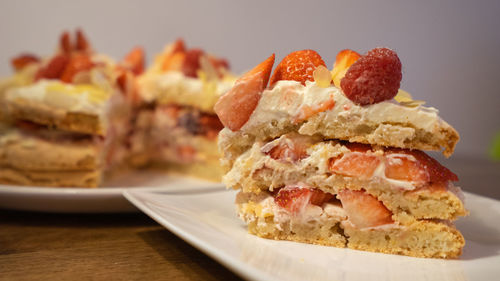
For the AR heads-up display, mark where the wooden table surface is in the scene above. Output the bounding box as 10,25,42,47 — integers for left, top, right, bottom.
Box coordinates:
0,157,498,281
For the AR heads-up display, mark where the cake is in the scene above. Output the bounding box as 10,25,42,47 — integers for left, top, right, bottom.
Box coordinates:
215,48,467,258
129,39,236,181
0,29,143,187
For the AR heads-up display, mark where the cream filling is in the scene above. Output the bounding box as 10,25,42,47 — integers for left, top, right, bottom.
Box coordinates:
5,80,111,117
241,80,441,132
137,71,235,112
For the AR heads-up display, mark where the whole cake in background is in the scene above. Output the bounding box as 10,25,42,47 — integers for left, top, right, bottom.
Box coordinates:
0,30,142,187
0,32,235,187
129,39,236,181
215,48,467,258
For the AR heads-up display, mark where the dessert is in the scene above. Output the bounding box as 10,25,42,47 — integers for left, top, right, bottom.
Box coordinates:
0,29,143,187
215,48,466,258
130,39,236,181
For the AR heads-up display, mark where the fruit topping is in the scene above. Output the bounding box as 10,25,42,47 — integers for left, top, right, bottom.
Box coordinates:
60,53,94,83
75,29,90,52
182,48,204,78
35,54,69,80
214,54,275,131
331,49,360,88
337,189,393,228
262,133,315,162
313,65,332,88
275,185,334,214
384,153,429,185
60,31,72,54
269,50,326,86
340,47,402,105
122,47,145,75
11,54,40,71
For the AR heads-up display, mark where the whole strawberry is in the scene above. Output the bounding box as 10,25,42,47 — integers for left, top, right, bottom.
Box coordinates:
341,47,402,105
269,49,326,86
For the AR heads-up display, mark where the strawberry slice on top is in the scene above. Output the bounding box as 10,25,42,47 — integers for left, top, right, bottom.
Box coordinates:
269,50,326,87
214,54,275,131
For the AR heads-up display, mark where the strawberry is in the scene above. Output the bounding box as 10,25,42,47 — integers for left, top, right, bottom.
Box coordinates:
293,99,335,124
337,189,393,228
60,53,94,83
266,134,314,162
214,54,275,131
161,39,186,71
329,152,380,179
60,31,72,54
275,185,333,214
344,142,372,153
384,153,429,185
122,46,145,75
386,149,458,183
182,48,204,78
11,54,40,71
331,49,361,87
35,54,69,80
269,50,326,86
75,29,90,52
341,47,402,105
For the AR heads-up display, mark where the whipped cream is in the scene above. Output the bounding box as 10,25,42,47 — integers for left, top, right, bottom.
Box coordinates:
5,80,110,116
242,80,440,132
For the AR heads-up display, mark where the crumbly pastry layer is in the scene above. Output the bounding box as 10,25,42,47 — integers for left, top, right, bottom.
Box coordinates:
219,80,459,158
236,191,465,259
223,140,466,221
0,127,100,171
0,166,100,187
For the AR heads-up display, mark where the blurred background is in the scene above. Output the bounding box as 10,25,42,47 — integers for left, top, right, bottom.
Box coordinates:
0,0,499,161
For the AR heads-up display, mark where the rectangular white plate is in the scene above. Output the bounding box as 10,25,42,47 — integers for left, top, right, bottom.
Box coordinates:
124,189,500,281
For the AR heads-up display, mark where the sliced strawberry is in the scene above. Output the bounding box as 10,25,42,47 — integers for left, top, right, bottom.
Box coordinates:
182,48,204,78
309,189,334,206
341,47,402,105
161,39,186,71
11,54,40,71
384,153,429,185
331,49,361,87
386,149,458,183
60,53,94,83
171,38,186,54
122,46,145,75
275,185,333,214
214,54,275,131
60,31,72,54
199,114,224,139
293,98,335,124
269,50,326,86
75,29,90,52
265,134,315,162
344,142,373,153
35,54,69,80
337,189,393,228
329,152,380,179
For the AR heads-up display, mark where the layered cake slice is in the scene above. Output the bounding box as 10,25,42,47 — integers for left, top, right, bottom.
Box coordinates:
130,39,236,181
0,29,143,187
215,48,466,258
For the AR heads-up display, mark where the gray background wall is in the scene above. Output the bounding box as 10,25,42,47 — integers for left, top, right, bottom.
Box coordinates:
1,0,499,159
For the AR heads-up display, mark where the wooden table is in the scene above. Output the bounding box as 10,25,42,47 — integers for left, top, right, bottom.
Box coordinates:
0,157,498,280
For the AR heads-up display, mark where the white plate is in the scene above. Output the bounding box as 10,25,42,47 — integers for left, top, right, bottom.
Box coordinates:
0,170,224,213
124,189,500,281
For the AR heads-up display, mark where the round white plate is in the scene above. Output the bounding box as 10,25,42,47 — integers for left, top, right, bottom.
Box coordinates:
0,170,224,213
